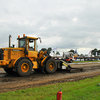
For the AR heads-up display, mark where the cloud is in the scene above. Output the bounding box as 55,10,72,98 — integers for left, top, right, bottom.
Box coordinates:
0,0,100,54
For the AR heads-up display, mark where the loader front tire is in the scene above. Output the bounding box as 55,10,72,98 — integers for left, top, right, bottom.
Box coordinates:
17,59,32,77
45,58,57,74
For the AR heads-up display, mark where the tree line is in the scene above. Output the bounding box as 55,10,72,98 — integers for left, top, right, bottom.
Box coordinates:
91,48,100,56
40,48,100,56
40,47,60,55
69,48,100,56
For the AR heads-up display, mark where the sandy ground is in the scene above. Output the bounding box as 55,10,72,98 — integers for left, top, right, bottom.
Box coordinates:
0,62,100,93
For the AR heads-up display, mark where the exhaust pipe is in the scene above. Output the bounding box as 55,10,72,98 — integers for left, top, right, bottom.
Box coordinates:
9,35,12,47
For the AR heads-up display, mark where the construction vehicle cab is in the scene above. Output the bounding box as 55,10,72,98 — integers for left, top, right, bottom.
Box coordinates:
18,35,38,51
0,34,57,76
17,35,39,59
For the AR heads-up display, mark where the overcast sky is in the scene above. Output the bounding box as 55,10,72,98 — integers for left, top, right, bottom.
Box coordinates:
0,0,100,55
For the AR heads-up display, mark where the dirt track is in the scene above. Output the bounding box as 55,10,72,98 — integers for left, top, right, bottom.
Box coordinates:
0,62,100,93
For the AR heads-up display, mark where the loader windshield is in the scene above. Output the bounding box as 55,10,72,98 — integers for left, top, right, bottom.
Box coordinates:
19,38,26,48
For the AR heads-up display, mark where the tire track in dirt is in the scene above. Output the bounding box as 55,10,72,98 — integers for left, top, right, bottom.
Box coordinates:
0,62,100,93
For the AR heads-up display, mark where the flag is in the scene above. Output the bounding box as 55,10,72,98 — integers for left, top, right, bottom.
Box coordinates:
52,47,57,51
88,50,92,54
74,49,77,54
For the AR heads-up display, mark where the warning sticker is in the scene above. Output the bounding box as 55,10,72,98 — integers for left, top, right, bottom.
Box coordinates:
62,63,68,67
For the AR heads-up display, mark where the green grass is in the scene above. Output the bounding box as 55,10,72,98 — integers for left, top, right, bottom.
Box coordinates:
0,76,100,100
74,60,100,63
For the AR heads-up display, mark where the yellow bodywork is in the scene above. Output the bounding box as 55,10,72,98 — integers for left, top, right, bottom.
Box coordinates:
0,47,39,69
41,56,47,66
0,48,25,67
32,61,38,69
27,51,38,58
0,60,9,66
0,35,47,72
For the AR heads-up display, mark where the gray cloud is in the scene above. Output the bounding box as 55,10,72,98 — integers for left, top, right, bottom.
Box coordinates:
0,0,100,54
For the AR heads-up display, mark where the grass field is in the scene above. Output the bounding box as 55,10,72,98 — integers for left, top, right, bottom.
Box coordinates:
0,75,100,100
73,60,100,63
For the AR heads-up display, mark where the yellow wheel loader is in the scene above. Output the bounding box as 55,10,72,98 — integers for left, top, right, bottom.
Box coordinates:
0,34,57,76
0,34,82,76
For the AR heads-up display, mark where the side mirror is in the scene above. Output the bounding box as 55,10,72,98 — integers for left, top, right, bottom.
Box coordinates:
38,37,42,43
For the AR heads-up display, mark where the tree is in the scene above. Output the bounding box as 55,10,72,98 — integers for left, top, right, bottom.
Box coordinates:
40,47,52,55
41,48,47,51
69,49,74,53
98,50,100,55
91,48,98,56
56,51,60,55
47,47,52,55
79,54,84,57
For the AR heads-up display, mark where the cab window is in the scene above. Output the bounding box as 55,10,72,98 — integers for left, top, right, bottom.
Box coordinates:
29,39,34,51
19,38,26,48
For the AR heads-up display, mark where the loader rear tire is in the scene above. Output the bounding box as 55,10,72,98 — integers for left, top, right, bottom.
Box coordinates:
4,68,14,74
45,58,57,74
17,59,32,77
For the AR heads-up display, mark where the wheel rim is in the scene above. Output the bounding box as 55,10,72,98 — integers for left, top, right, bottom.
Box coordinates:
49,62,55,70
21,63,29,73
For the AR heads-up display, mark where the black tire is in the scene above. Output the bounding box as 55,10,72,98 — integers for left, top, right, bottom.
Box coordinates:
3,68,14,74
45,58,57,74
17,59,32,77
